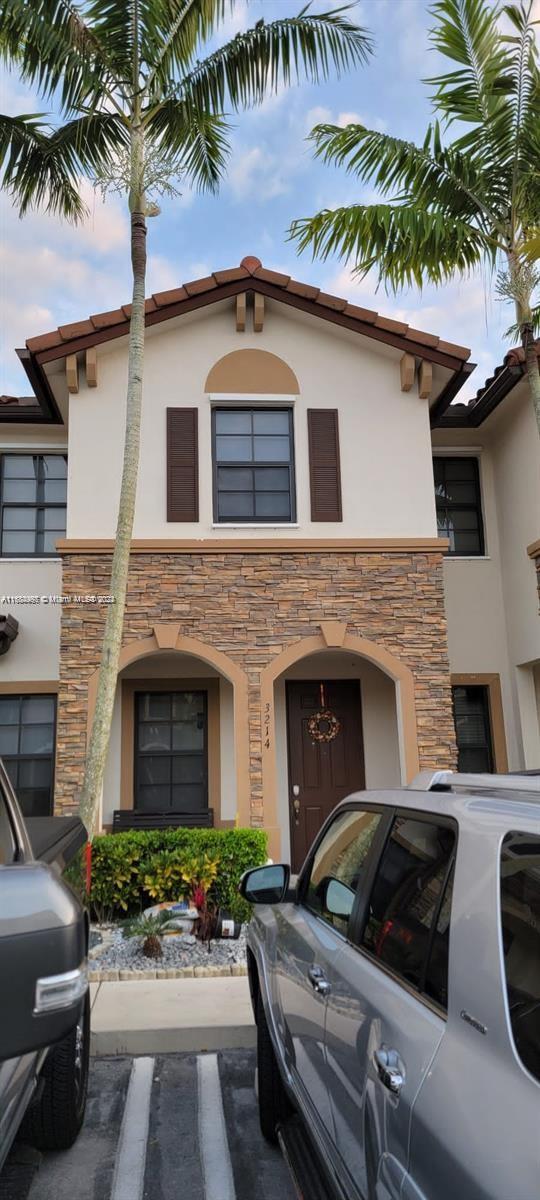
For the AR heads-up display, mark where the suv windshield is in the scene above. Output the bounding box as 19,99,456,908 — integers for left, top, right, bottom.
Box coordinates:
500,832,540,1083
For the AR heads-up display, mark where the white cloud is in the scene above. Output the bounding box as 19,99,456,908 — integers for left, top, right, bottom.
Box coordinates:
226,144,289,201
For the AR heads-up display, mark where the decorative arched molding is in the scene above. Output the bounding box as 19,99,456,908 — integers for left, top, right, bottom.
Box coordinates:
205,348,299,394
259,631,419,846
86,630,251,828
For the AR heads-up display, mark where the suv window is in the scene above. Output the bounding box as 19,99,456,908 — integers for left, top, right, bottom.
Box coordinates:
0,785,17,864
304,808,382,938
361,816,456,1008
500,832,540,1083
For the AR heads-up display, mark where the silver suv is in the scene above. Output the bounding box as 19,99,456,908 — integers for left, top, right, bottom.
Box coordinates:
241,772,540,1200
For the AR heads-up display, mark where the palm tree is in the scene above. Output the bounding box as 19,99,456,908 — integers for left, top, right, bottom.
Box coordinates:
290,0,540,434
0,0,372,837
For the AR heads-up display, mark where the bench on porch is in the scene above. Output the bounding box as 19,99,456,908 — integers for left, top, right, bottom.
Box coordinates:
112,809,214,833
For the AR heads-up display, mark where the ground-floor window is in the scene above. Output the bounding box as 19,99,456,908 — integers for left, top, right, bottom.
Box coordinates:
135,690,208,813
452,684,494,772
0,693,56,816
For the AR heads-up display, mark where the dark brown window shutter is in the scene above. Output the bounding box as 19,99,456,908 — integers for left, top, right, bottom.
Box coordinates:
167,407,199,522
307,409,342,522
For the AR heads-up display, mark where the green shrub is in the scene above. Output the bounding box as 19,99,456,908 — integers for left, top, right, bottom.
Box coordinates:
67,827,267,924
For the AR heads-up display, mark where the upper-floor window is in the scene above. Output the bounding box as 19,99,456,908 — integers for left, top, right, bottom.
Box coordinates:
433,456,484,556
212,408,295,523
0,454,67,556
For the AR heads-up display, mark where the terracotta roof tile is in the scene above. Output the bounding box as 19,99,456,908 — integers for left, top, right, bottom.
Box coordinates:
240,255,262,274
374,314,409,335
285,279,320,301
316,292,348,312
183,274,217,296
343,302,377,324
26,330,64,352
90,308,126,330
58,319,95,341
0,395,40,407
213,267,249,284
404,326,440,349
152,286,188,308
121,298,159,319
254,266,291,288
436,337,471,358
22,258,472,369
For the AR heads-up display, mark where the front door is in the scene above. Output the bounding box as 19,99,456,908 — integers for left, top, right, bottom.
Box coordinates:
134,690,208,814
286,680,365,871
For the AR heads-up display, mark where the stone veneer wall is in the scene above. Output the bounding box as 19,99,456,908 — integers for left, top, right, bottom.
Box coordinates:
55,550,457,819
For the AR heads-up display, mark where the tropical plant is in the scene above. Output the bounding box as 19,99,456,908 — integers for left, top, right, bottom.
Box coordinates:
290,0,540,434
122,909,173,959
0,1,372,837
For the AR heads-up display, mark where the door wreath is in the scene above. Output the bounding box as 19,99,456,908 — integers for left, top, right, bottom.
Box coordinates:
307,709,341,744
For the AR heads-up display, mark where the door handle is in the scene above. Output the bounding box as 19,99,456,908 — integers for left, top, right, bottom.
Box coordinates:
374,1047,405,1095
308,965,331,997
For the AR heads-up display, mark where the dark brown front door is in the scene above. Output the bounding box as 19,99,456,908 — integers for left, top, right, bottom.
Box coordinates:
286,680,365,870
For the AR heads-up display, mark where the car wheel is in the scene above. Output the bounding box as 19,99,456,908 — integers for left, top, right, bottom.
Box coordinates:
22,990,90,1151
256,993,289,1144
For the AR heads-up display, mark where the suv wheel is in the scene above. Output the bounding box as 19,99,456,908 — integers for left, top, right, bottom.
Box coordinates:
257,994,290,1143
23,990,90,1151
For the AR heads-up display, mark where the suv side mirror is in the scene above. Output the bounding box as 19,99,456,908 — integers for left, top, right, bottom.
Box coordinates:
320,876,356,920
239,863,290,905
0,862,87,1060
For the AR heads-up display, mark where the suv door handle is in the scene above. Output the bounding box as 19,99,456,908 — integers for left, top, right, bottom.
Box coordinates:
308,965,331,997
374,1047,405,1095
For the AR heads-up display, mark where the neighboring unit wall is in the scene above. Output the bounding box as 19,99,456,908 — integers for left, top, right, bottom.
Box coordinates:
64,301,439,541
0,430,66,686
489,384,540,767
433,381,540,769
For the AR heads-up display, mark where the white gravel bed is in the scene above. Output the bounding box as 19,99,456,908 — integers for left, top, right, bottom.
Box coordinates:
89,922,248,975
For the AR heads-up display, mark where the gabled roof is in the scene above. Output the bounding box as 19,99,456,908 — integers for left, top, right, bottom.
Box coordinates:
435,340,540,427
25,255,472,365
5,256,476,424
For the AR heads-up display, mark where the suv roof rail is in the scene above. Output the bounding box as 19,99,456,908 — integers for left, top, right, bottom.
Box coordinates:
409,770,540,795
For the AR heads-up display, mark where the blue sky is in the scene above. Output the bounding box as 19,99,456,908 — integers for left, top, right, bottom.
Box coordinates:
0,0,525,400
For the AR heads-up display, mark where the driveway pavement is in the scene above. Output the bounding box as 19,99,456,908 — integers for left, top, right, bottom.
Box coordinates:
0,1050,296,1200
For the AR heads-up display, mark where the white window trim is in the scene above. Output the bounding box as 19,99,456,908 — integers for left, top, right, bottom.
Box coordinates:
0,445,68,453
211,523,300,530
432,446,483,455
207,393,297,405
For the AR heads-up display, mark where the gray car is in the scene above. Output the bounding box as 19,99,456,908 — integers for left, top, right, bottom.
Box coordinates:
0,759,88,1173
241,772,540,1200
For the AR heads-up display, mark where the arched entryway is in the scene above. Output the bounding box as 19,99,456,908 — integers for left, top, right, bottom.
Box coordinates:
260,629,418,865
86,627,250,831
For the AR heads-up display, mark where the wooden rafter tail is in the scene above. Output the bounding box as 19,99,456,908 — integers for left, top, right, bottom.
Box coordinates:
86,346,98,387
254,293,264,333
400,352,415,393
418,359,433,399
66,354,79,394
236,293,246,332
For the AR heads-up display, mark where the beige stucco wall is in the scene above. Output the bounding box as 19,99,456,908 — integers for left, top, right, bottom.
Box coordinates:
65,299,438,540
0,559,61,682
274,650,401,862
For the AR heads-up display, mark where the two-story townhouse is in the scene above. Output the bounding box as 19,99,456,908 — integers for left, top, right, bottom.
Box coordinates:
1,256,538,867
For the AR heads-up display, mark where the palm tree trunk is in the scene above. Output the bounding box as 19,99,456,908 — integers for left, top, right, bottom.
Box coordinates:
79,122,146,837
521,320,540,439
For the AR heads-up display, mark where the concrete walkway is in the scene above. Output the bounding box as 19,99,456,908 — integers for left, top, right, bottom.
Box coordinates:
89,976,256,1056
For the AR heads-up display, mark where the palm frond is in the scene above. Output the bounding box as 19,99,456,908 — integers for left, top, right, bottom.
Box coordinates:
147,100,231,192
141,0,231,101
179,6,372,113
0,112,87,219
0,0,127,113
289,201,491,290
308,121,504,233
427,0,510,127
